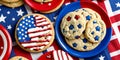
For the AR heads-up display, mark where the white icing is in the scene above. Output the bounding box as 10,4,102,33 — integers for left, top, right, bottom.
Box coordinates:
67,54,73,60
31,37,39,41
58,50,62,60
35,16,42,19
0,30,8,60
36,19,46,23
36,22,49,26
62,51,67,60
47,36,52,40
22,43,38,47
28,30,50,37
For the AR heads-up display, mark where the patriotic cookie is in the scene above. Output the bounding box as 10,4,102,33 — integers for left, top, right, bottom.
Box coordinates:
0,25,12,60
85,18,106,43
65,34,100,51
2,0,19,3
15,14,54,52
34,0,52,3
60,12,86,40
38,50,73,60
75,8,101,21
9,56,28,60
0,0,24,8
25,0,64,13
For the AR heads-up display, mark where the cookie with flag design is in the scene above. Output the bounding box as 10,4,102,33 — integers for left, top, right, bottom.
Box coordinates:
15,14,54,52
38,50,73,60
9,56,28,60
60,12,86,40
0,25,12,60
24,0,64,13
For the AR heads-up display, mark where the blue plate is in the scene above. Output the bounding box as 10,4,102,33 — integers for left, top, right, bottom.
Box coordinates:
55,1,112,58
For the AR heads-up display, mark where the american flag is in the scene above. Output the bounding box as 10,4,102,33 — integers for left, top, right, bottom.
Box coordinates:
0,0,120,60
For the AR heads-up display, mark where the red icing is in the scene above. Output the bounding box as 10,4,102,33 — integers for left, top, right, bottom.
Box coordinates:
27,27,52,34
25,0,64,12
30,34,52,38
75,15,80,20
67,16,71,21
36,20,47,23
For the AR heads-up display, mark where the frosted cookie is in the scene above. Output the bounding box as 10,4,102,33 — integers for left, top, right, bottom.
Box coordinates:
75,8,101,21
9,56,28,60
65,34,100,51
38,50,73,60
34,0,52,3
15,14,54,52
85,18,106,43
60,12,86,40
0,0,23,8
2,0,19,3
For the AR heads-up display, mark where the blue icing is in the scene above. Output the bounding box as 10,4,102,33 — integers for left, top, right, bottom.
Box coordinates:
77,24,82,29
86,15,91,20
83,45,87,49
94,36,99,41
75,35,80,39
83,38,87,43
69,24,74,30
73,43,77,47
91,31,94,35
93,20,97,24
96,26,100,31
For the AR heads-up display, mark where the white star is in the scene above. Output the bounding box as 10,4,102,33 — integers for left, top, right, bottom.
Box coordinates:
7,25,12,30
12,18,15,21
7,11,10,14
99,55,105,60
17,9,24,16
0,14,6,23
116,2,120,7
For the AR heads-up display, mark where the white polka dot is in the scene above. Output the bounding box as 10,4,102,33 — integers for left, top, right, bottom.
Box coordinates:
26,19,28,22
29,25,31,27
26,23,28,25
25,32,27,34
25,35,27,37
25,27,27,29
22,21,25,24
7,11,10,14
31,18,34,20
19,32,21,34
23,37,25,40
22,33,24,36
22,26,25,28
19,37,21,40
32,21,34,24
28,16,30,18
28,20,31,22
20,24,22,26
21,29,24,31
17,28,19,30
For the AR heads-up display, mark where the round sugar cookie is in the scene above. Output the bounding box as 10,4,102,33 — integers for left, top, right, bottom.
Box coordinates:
0,0,23,8
85,18,106,43
2,0,19,3
75,8,101,22
9,56,28,60
60,12,86,40
15,14,54,52
65,34,100,51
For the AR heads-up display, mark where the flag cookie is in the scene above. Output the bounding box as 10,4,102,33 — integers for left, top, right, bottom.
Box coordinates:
15,14,54,52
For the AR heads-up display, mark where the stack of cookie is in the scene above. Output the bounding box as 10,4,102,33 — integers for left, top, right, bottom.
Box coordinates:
60,8,106,51
0,0,24,8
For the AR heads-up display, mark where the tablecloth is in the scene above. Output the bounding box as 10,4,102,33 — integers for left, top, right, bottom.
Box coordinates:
0,0,120,60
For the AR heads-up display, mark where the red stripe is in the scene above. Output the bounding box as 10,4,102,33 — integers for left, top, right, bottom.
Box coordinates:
28,27,52,34
110,14,120,23
111,54,120,60
35,18,45,21
20,40,50,44
24,44,46,48
108,39,120,52
36,23,50,27
112,28,115,35
30,34,52,38
57,51,60,60
13,46,32,60
118,25,120,32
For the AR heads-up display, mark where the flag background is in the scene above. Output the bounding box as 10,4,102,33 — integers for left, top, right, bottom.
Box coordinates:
0,0,120,60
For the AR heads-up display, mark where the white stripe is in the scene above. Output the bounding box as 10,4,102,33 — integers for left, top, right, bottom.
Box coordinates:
30,52,43,60
47,46,55,52
36,22,49,26
112,21,120,44
24,4,32,14
36,19,46,23
35,16,42,19
104,0,113,17
58,50,62,60
53,51,59,60
62,50,67,60
110,50,120,57
67,54,73,60
28,30,50,37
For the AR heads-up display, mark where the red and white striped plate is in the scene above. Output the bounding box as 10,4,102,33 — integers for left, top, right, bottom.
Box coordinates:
0,25,12,60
